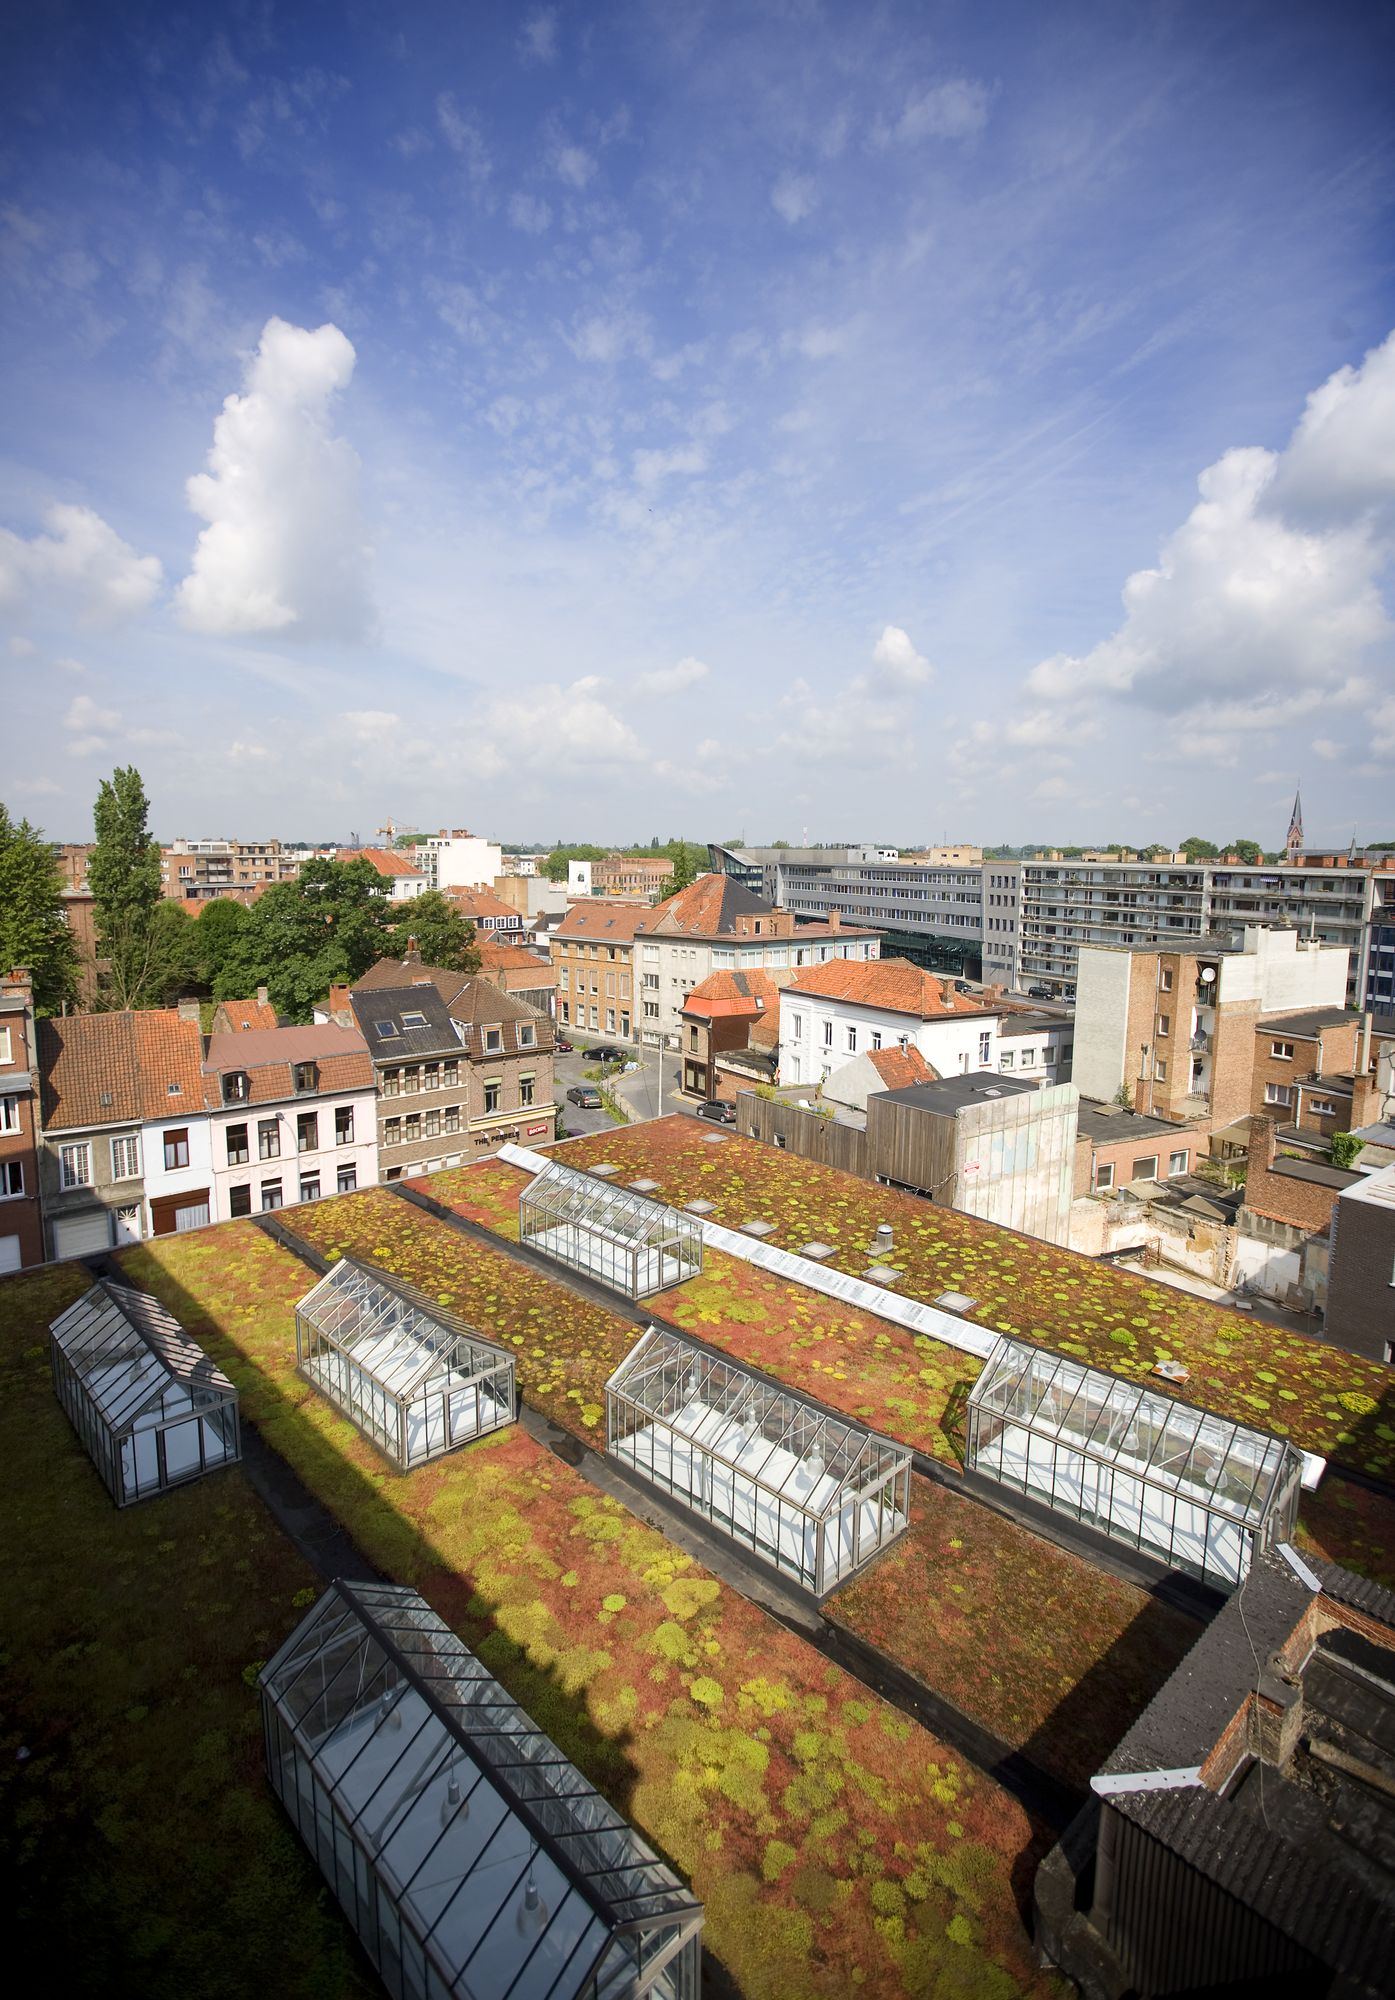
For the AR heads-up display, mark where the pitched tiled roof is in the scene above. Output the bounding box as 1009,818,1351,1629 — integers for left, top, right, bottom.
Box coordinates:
349,985,463,1060
867,1045,938,1090
204,1023,373,1102
133,1011,216,1117
353,953,444,993
554,902,656,943
476,937,553,973
647,874,767,937
38,1012,143,1130
213,997,278,1033
444,885,523,923
783,957,990,1018
336,847,425,877
681,968,780,1019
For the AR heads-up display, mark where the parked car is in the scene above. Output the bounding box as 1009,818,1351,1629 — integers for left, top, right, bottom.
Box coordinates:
553,1037,573,1053
582,1043,626,1063
1027,985,1053,1000
566,1085,602,1108
694,1099,737,1125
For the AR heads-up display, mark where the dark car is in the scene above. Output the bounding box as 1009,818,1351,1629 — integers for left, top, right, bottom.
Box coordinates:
553,1037,574,1053
694,1099,736,1125
1027,985,1053,1000
566,1085,602,1108
582,1044,626,1063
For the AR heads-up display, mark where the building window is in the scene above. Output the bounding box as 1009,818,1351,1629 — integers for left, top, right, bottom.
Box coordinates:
1265,1083,1293,1108
337,1163,357,1194
846,1026,857,1053
111,1134,141,1179
1000,1051,1014,1069
404,1113,421,1143
1159,967,1173,991
978,1031,991,1064
382,1068,400,1097
260,1178,283,1211
444,1105,460,1133
1168,1150,1188,1176
1154,1058,1167,1082
443,1059,459,1086
296,1111,319,1153
293,1061,318,1093
484,1081,501,1114
870,1030,881,1051
400,1012,428,1030
163,1128,190,1171
643,1001,658,1020
519,1024,535,1047
0,1026,10,1063
424,1109,440,1138
1,1160,23,1197
1271,1040,1294,1060
258,1118,280,1160
1132,1156,1159,1181
403,1065,420,1093
384,1116,402,1146
1157,1014,1170,1038
299,1174,321,1203
222,1070,250,1105
225,1123,250,1166
520,1074,535,1108
229,1183,251,1218
423,1062,440,1091
335,1105,353,1144
823,1019,833,1047
1308,1096,1338,1118
60,1142,92,1190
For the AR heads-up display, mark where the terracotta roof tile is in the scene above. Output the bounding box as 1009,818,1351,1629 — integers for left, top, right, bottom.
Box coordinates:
681,968,781,1020
38,1012,143,1130
784,957,990,1018
554,902,656,943
476,938,555,974
336,847,424,877
867,1045,938,1090
213,997,278,1033
204,1023,374,1103
444,884,524,923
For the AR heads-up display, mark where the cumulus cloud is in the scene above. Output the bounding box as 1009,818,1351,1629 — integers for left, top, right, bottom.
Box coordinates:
869,624,932,689
0,503,162,624
554,143,596,188
518,10,558,64
634,655,709,697
632,442,708,487
176,316,372,640
771,172,817,224
879,78,990,146
508,191,552,234
1021,329,1395,758
435,94,492,189
566,307,651,364
478,677,644,774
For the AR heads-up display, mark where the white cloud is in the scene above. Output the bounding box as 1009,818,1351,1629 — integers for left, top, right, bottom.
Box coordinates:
566,308,651,364
1268,327,1395,526
880,78,991,146
508,191,552,234
63,691,121,757
0,503,162,624
176,316,372,640
554,144,596,188
870,624,932,689
1312,737,1342,761
771,172,817,224
518,10,558,64
435,94,492,190
785,322,850,361
634,656,709,697
479,678,644,773
632,442,708,488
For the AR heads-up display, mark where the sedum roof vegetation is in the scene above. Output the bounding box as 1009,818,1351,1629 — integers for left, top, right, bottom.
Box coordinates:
96,1224,1057,2000
549,1119,1395,1484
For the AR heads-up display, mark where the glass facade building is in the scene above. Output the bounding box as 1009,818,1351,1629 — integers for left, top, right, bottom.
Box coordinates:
605,1326,911,1598
260,1580,704,2000
296,1260,515,1472
519,1162,702,1300
49,1278,241,1507
965,1336,1304,1589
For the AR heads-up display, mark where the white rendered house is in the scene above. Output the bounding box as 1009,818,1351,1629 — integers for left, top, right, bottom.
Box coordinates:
779,959,1001,1089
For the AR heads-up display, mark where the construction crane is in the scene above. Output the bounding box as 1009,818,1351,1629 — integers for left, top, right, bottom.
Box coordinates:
376,817,418,848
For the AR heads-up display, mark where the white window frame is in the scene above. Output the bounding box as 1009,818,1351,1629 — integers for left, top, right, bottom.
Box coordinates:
1271,1040,1294,1060
0,1026,11,1063
0,1097,20,1134
1264,1082,1293,1107
1094,1162,1114,1191
1168,1150,1188,1176
111,1134,141,1180
60,1141,92,1190
0,1159,23,1197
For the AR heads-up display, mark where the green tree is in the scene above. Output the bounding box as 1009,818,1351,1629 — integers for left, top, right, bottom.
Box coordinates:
193,898,250,991
385,891,479,972
89,766,165,1010
1225,838,1263,864
540,843,608,882
214,859,394,1020
1330,1131,1363,1169
1179,835,1219,862
663,840,703,894
145,899,203,1002
0,805,77,1014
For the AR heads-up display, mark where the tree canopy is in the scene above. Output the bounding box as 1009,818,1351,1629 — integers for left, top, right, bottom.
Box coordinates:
89,767,164,1010
0,805,77,1014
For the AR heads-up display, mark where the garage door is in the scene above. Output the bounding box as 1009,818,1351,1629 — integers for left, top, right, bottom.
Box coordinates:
52,1211,113,1260
0,1234,21,1274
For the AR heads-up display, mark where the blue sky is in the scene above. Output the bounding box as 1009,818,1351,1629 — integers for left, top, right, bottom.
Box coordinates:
2,0,1393,849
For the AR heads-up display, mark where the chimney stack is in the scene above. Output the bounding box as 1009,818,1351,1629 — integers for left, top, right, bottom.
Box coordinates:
827,910,841,933
256,984,269,1006
177,998,202,1024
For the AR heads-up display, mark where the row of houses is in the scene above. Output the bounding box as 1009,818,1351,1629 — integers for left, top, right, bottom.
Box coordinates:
0,951,556,1270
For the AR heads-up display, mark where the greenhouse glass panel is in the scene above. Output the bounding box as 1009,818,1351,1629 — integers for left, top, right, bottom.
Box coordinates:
296,1259,515,1472
519,1162,702,1300
605,1327,911,1598
49,1279,240,1507
260,1580,704,2000
964,1335,1304,1589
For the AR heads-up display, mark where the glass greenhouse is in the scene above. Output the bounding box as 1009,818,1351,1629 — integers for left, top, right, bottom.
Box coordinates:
965,1335,1304,1589
519,1162,702,1299
260,1579,704,2000
296,1260,515,1472
605,1327,911,1598
49,1279,241,1507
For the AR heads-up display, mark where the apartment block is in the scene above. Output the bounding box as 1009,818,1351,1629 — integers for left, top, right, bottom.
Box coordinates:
198,1024,377,1223
414,830,503,891
161,837,305,900
1072,926,1349,1129
766,854,984,977
0,970,43,1270
552,901,646,1042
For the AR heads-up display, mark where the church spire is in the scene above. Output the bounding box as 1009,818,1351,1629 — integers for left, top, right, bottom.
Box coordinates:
1286,787,1304,860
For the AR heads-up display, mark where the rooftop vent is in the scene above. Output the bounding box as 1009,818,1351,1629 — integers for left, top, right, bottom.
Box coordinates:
933,1290,977,1314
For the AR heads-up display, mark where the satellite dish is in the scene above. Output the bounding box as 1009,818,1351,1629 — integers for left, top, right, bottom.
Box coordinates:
1199,967,1215,982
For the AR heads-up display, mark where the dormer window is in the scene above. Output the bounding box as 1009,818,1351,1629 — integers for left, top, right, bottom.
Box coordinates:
293,1061,319,1093
484,1027,503,1053
223,1071,250,1105
518,1024,535,1048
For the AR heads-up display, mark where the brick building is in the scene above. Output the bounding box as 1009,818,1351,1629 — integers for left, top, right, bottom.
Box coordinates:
36,1011,150,1258
475,937,556,1020
1072,1100,1200,1197
591,855,674,899
551,902,650,1043
1324,1161,1395,1363
0,970,43,1270
1241,1115,1361,1236
678,970,780,1100
161,837,306,900
443,883,526,936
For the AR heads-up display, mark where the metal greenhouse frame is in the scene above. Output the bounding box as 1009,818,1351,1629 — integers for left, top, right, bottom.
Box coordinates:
295,1259,515,1472
965,1335,1304,1589
49,1279,241,1507
605,1326,911,1598
519,1161,702,1299
260,1579,704,2000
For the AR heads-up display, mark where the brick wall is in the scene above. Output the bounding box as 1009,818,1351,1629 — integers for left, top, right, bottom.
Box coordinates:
1241,1116,1348,1233
1325,1179,1395,1363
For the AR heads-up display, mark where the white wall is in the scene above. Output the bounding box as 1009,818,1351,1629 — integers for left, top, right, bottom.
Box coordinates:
1072,949,1133,1102
435,838,504,890
141,1114,216,1229
568,860,593,896
780,992,997,1087
1216,928,1349,1012
208,1092,378,1220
